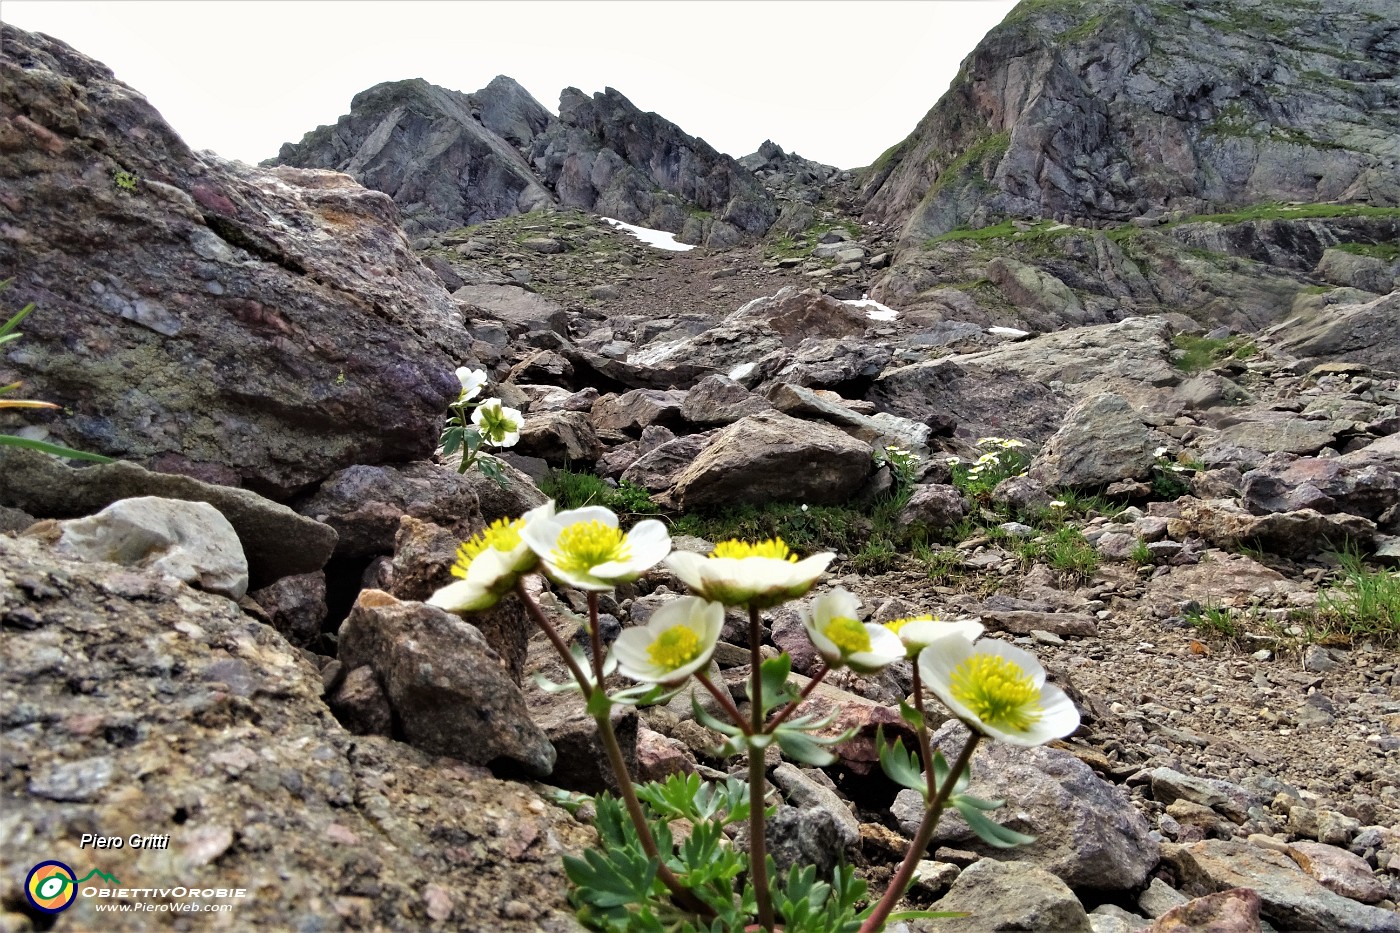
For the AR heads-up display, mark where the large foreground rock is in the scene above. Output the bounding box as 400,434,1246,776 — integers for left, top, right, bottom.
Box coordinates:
668,410,873,508
0,447,336,588
923,859,1093,932
0,535,589,932
0,26,471,496
336,590,555,776
895,722,1156,891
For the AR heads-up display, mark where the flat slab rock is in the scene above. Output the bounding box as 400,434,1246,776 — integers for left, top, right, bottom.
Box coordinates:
1166,838,1400,933
0,534,590,932
896,722,1156,891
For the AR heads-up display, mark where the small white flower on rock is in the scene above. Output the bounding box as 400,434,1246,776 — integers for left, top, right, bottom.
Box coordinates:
456,367,488,401
667,537,833,608
801,589,904,674
523,504,671,591
611,596,724,685
918,635,1079,746
472,398,524,448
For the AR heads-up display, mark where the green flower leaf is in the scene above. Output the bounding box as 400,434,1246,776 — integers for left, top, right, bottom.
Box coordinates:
899,698,925,731
876,726,928,797
758,652,796,716
0,435,114,462
774,728,837,766
953,797,1036,848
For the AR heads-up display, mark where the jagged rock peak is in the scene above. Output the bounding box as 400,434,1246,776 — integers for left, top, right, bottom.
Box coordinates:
272,77,779,245
272,76,555,235
861,0,1400,241
536,85,778,245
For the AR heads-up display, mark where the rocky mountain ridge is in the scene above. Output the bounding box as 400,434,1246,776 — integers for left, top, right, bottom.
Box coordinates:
273,75,788,247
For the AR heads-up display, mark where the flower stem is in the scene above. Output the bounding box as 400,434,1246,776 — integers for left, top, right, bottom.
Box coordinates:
765,664,829,731
514,579,711,918
747,602,776,932
912,667,937,802
587,592,606,686
858,730,982,933
694,671,750,734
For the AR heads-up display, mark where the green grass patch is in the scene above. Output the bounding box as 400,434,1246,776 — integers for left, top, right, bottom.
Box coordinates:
540,469,659,518
1183,202,1400,225
926,218,1077,247
1333,242,1400,262
1186,604,1241,639
1315,551,1400,645
1014,525,1099,580
1171,333,1257,374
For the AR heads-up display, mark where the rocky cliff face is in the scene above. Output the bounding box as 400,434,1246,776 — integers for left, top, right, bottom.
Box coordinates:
272,77,556,236
274,79,778,246
862,0,1400,241
0,27,472,497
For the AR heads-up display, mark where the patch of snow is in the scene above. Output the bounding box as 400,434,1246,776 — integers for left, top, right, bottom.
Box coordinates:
600,217,695,252
987,326,1031,338
728,361,757,381
843,297,899,321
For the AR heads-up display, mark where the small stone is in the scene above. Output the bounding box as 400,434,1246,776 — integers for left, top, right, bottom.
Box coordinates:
1139,877,1191,918
424,884,454,921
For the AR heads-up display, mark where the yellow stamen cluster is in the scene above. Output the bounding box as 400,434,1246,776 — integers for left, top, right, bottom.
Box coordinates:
451,518,525,578
647,626,702,671
823,616,872,654
884,614,935,636
949,654,1043,732
552,520,631,575
711,537,798,562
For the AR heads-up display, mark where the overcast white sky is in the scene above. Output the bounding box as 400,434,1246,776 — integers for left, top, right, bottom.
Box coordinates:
2,0,1019,170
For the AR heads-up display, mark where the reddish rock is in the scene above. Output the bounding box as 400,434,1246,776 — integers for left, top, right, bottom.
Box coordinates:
1149,887,1261,933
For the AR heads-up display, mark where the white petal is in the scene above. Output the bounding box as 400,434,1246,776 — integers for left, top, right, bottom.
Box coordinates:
624,519,672,571
664,551,708,590
555,505,619,529
611,628,661,680
917,635,980,722
900,618,984,650
520,514,564,558
426,579,492,613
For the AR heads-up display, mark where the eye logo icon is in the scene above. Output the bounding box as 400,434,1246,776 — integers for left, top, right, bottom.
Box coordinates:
24,861,120,914
25,861,77,913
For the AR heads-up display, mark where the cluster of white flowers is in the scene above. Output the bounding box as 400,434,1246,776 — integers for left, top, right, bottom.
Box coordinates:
429,500,1079,746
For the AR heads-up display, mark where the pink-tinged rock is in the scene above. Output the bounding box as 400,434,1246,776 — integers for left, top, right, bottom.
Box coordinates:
634,725,697,782
423,884,454,922
1,29,475,496
1287,841,1389,905
1149,887,1261,932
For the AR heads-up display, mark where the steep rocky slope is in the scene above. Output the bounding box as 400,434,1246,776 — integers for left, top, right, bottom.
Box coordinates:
852,0,1400,339
861,0,1400,239
274,77,777,246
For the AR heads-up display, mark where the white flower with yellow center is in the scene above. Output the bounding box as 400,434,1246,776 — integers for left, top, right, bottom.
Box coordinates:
918,635,1079,746
611,596,724,685
456,367,488,401
427,503,552,612
522,504,671,591
883,614,985,660
472,398,524,448
800,589,904,674
665,537,834,608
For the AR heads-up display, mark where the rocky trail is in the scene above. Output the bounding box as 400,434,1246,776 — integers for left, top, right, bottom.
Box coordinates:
3,4,1400,932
